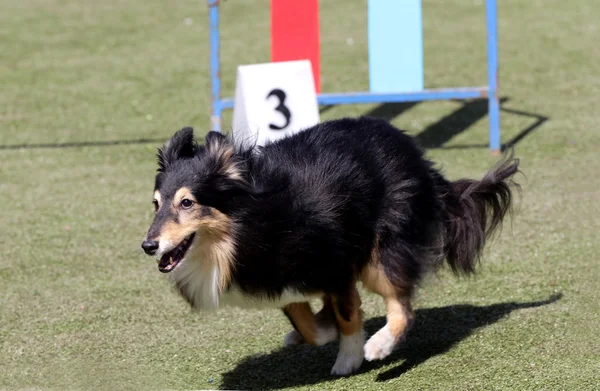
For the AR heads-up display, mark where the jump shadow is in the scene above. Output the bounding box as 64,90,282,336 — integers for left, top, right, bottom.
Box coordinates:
360,98,548,151
320,102,417,121
501,107,549,150
363,102,418,121
220,293,562,390
415,103,549,151
414,98,508,149
319,105,335,114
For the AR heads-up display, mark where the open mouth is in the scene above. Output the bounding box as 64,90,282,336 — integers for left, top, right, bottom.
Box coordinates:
157,233,195,273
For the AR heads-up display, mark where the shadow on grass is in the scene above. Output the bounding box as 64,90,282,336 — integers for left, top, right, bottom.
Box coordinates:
220,293,562,390
414,98,501,149
357,98,549,151
363,102,418,122
414,100,549,152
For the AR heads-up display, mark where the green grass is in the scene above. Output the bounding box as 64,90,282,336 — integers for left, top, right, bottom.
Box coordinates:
1,0,599,390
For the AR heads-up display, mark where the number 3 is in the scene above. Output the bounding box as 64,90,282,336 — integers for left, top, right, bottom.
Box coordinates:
266,89,291,130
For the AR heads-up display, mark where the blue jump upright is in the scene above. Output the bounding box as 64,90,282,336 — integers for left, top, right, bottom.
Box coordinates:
368,0,423,93
208,0,223,132
486,0,500,152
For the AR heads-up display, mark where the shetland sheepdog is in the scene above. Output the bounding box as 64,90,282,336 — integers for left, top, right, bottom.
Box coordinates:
141,117,519,375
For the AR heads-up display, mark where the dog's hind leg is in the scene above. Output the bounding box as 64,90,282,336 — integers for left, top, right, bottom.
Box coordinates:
360,262,415,361
364,294,413,361
282,296,338,347
330,286,365,376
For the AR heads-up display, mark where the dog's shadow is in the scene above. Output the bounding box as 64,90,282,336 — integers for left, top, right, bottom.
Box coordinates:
220,293,562,390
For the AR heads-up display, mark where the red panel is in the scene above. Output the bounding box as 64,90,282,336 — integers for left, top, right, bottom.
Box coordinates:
271,0,320,92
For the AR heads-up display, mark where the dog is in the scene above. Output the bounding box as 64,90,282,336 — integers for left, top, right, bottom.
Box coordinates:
141,116,520,376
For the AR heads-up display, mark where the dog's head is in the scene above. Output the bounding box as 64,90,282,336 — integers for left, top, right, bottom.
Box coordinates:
141,127,249,274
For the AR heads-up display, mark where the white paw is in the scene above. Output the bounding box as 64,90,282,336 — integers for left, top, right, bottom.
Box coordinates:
331,350,363,376
364,326,396,361
283,329,304,346
331,330,364,376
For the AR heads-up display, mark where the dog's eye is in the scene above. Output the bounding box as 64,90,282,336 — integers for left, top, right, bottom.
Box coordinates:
181,199,193,209
152,200,159,212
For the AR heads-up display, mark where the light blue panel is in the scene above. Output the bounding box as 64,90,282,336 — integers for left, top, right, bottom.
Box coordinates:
368,0,424,93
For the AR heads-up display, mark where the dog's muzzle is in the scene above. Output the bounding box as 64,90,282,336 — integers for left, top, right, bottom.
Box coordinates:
141,240,159,256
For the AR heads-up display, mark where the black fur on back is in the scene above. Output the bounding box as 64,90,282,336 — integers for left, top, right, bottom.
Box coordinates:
154,117,520,299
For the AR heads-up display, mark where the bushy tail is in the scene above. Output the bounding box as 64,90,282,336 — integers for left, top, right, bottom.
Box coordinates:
443,151,521,275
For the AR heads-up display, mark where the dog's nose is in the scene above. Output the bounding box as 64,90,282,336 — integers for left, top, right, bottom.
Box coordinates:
141,240,159,255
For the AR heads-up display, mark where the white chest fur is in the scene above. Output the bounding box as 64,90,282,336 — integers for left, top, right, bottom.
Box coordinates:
220,285,320,309
169,258,319,311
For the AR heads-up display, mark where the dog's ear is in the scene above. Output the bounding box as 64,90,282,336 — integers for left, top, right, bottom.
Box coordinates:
157,127,197,172
204,131,241,181
203,131,252,194
205,130,227,147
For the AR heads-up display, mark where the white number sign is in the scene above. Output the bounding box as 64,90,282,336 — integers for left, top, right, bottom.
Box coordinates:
232,60,320,148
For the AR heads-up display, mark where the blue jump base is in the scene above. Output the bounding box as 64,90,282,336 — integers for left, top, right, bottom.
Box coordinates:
207,0,501,153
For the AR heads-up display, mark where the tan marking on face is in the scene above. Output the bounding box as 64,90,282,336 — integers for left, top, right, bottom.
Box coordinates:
160,220,192,248
169,205,235,292
200,208,230,235
160,206,226,246
159,187,201,243
173,187,195,204
332,287,363,336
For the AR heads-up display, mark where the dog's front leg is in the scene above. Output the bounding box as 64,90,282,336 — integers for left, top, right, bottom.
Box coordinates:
330,286,364,376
